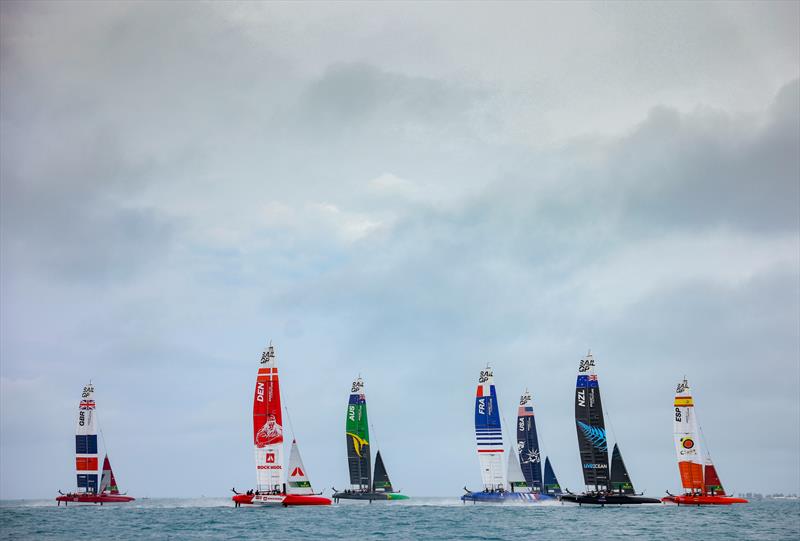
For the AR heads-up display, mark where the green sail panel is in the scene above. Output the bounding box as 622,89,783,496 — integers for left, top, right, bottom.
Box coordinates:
346,377,371,490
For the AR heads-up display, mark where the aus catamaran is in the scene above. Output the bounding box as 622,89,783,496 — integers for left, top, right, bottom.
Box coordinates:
332,377,408,502
559,352,660,506
462,366,561,503
56,383,134,505
662,378,748,506
231,343,330,507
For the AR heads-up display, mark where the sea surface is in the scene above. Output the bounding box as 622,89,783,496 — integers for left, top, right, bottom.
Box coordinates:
1,497,798,540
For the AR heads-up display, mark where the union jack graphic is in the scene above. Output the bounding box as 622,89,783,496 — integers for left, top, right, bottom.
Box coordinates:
79,400,95,410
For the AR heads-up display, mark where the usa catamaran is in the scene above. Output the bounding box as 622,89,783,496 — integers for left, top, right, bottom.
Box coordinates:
332,377,408,502
231,343,330,507
56,383,134,505
661,378,748,506
462,366,560,503
559,352,660,505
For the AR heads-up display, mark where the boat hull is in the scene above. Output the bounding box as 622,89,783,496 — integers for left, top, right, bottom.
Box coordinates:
559,493,661,505
232,493,331,506
332,492,409,502
56,494,135,505
461,491,555,504
661,494,748,505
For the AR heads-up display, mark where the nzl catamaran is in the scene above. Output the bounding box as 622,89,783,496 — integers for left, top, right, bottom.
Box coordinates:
231,343,330,507
56,383,134,505
462,366,561,503
559,352,660,506
332,377,408,502
662,378,748,506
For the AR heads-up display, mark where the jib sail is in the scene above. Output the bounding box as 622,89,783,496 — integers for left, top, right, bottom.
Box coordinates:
609,444,635,494
372,451,394,493
543,457,562,495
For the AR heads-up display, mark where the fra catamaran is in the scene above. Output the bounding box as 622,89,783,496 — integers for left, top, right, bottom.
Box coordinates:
231,343,330,507
661,378,748,506
462,366,560,503
56,383,134,505
332,377,408,502
559,352,660,506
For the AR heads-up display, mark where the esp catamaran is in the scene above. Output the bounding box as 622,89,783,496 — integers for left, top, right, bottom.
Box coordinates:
462,366,557,503
662,378,748,506
332,377,408,502
56,383,134,505
559,352,660,506
231,343,330,507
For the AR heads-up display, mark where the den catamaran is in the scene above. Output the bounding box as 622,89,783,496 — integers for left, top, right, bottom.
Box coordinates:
231,343,330,507
559,352,660,506
662,378,748,506
332,377,408,502
56,383,134,505
462,366,558,503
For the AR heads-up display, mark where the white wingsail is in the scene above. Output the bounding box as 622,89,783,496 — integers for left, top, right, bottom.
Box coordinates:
673,378,703,494
474,366,506,490
286,440,315,495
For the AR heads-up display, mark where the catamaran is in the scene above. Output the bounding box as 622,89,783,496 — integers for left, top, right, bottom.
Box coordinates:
559,352,660,505
462,366,555,503
332,377,408,502
231,343,330,507
662,378,748,506
56,383,134,505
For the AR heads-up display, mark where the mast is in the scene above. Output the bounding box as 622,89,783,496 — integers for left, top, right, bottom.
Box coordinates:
346,377,371,491
75,383,99,494
574,351,609,493
673,378,703,495
609,444,635,494
516,389,543,492
474,366,506,490
253,343,284,493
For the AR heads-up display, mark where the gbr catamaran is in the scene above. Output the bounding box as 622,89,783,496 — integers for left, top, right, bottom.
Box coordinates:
231,343,330,507
559,352,660,506
462,366,557,503
332,377,408,502
56,383,134,505
662,378,748,506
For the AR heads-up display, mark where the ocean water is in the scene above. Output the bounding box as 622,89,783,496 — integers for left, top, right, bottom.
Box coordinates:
1,497,798,540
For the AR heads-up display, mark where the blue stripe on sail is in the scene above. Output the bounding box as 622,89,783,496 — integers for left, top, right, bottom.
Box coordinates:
77,474,98,491
477,441,503,446
75,435,98,454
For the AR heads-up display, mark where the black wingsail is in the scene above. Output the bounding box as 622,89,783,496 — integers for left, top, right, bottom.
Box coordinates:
609,444,635,494
574,352,609,493
372,451,393,493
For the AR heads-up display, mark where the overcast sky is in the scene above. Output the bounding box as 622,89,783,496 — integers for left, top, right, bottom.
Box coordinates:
1,1,798,499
